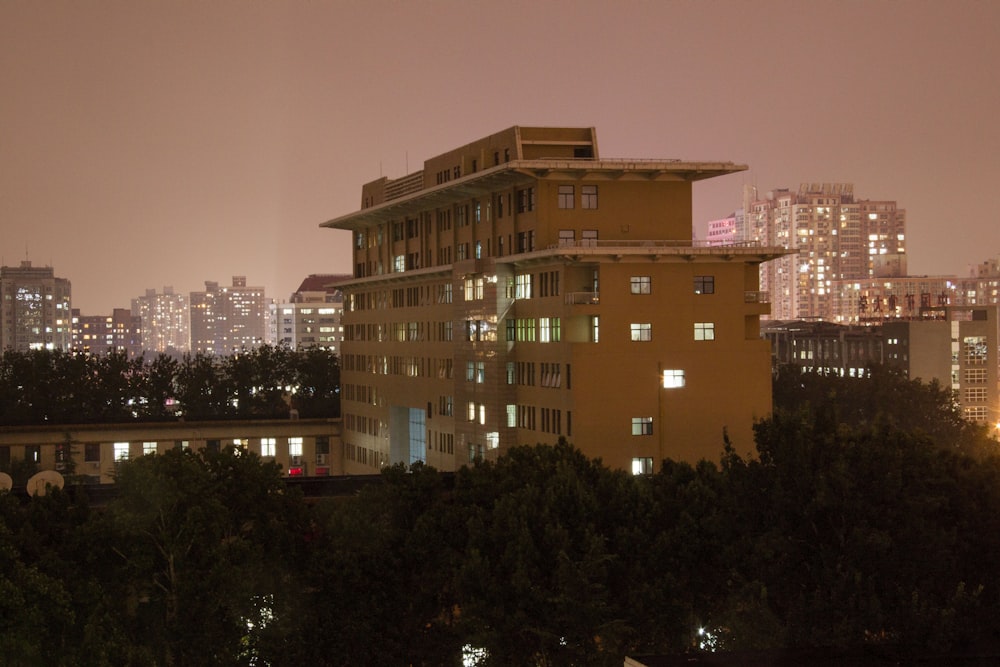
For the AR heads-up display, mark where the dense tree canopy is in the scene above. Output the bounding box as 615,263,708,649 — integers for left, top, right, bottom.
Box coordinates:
0,346,340,425
1,365,999,665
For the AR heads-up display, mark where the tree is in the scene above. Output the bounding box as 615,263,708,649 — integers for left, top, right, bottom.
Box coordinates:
91,447,307,665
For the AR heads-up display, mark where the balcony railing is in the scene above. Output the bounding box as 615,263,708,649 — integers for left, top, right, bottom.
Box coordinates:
745,291,770,304
565,291,600,305
552,239,768,250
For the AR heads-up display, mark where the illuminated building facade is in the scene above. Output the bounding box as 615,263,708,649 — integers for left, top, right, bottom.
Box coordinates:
131,286,190,354
884,306,999,426
743,183,906,320
0,261,72,353
322,126,789,472
71,308,142,357
190,276,267,355
270,274,349,352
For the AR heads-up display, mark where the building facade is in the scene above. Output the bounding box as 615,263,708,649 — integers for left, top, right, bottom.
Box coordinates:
71,308,143,357
269,274,348,352
743,183,907,320
0,261,72,353
322,126,789,473
131,286,190,354
190,276,267,355
884,306,1000,426
0,418,343,484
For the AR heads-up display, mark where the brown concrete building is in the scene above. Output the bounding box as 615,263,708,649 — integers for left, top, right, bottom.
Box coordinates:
322,126,790,472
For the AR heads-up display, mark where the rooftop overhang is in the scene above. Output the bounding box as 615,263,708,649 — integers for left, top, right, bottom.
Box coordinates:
495,243,794,268
320,159,748,231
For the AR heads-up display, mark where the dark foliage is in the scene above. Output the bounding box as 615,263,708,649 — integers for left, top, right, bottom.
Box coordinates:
0,346,340,425
1,366,998,664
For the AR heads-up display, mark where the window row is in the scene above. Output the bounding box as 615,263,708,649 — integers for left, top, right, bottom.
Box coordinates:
556,184,599,209
630,322,715,342
630,275,715,295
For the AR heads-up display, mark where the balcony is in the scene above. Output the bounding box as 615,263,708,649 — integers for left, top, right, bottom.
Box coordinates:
565,291,600,305
744,291,770,304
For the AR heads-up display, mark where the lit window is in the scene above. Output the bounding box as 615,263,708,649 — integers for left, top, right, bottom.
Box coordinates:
591,315,600,343
557,185,574,209
261,437,276,457
694,322,715,341
630,276,651,294
114,442,130,462
581,185,598,209
539,318,552,343
515,273,533,299
663,369,685,388
142,441,157,456
694,275,715,294
631,323,652,342
631,417,653,436
631,457,653,475
288,437,303,457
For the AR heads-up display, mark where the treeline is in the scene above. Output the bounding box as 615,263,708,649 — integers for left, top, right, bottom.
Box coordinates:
3,366,1000,665
0,346,340,424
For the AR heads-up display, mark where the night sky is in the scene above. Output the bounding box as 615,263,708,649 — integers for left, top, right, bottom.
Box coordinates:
3,0,998,314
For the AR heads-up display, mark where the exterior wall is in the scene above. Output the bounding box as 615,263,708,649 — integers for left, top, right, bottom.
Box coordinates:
325,126,788,472
0,418,344,484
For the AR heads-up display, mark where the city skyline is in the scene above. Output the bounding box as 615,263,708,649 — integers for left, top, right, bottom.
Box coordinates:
3,0,999,314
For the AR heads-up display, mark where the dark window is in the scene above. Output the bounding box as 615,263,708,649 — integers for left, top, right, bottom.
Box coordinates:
316,436,330,455
85,443,100,462
694,275,715,294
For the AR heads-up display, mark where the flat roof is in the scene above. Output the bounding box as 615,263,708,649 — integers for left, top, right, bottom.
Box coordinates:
321,158,747,231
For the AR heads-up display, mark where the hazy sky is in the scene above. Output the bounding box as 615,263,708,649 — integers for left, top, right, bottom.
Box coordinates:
3,0,999,314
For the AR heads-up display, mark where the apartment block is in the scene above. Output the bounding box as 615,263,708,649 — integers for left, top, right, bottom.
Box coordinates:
131,286,190,354
743,183,906,320
270,274,349,352
321,126,789,472
190,276,267,355
71,308,142,357
0,261,72,353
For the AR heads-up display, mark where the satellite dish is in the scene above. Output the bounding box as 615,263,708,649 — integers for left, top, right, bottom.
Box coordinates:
26,470,65,497
0,472,12,493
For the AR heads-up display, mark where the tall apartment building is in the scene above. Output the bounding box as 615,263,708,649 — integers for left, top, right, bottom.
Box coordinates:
321,126,789,473
0,261,72,353
131,286,190,354
189,276,267,355
270,274,349,352
743,183,906,320
71,308,142,357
